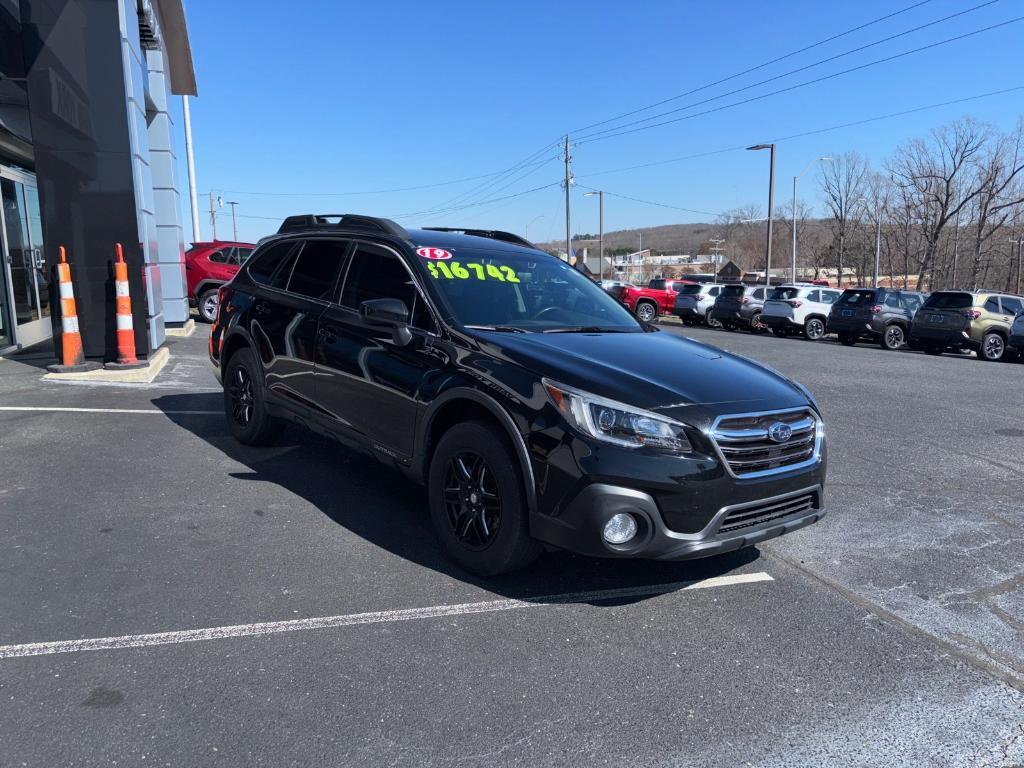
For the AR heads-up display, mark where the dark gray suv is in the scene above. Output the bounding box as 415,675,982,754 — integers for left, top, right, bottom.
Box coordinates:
710,284,768,332
827,288,926,350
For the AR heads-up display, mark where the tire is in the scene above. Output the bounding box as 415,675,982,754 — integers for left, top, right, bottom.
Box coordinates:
198,288,220,323
428,421,542,576
979,332,1006,362
635,301,657,323
838,333,857,347
803,317,826,341
880,324,906,351
705,311,723,329
749,312,766,334
923,344,944,356
223,348,284,445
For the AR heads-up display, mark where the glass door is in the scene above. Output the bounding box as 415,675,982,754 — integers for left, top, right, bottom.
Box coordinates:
0,168,51,349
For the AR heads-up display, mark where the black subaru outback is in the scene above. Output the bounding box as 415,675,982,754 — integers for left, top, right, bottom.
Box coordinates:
210,214,827,575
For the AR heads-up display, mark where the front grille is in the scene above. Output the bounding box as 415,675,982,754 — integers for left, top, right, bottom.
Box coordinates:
717,491,818,534
711,408,820,478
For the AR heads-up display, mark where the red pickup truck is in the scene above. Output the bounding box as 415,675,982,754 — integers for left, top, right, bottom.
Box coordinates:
607,278,695,323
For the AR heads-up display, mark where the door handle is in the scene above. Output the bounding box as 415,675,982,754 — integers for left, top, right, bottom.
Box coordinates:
254,302,271,315
318,325,338,343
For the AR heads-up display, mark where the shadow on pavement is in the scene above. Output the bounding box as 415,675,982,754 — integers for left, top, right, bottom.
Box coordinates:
152,391,761,606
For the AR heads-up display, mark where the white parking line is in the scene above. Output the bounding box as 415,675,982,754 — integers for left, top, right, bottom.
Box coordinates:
0,572,772,659
0,406,219,415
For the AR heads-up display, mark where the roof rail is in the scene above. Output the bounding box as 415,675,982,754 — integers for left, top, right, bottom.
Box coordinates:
421,227,535,249
277,214,408,238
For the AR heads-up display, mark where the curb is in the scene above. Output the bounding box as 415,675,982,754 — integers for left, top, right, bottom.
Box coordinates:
165,319,196,338
42,346,170,384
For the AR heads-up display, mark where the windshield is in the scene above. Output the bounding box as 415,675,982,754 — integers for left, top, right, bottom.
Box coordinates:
768,287,801,300
923,291,973,309
421,248,643,332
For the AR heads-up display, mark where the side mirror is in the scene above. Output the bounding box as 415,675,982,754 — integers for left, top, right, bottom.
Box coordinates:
360,298,414,347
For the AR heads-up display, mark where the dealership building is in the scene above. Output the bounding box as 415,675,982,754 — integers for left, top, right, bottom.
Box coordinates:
0,0,195,360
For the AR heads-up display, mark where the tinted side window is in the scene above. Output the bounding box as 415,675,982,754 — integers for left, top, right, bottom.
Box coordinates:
287,240,348,300
752,288,765,300
806,290,820,303
208,249,228,264
883,293,901,309
248,241,298,286
822,290,840,305
984,297,1001,313
1001,296,1022,314
649,279,666,290
708,286,720,297
340,244,431,330
900,294,922,312
236,248,254,265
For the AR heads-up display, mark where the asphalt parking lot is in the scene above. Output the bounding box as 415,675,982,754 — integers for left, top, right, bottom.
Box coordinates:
0,325,1021,767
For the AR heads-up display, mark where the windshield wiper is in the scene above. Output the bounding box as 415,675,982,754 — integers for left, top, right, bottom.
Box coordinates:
542,326,634,333
464,324,529,333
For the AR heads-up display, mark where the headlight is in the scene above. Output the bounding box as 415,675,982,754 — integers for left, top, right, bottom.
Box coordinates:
543,379,693,454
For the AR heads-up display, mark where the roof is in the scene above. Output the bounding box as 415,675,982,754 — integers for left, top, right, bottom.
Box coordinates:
407,228,545,256
154,0,197,96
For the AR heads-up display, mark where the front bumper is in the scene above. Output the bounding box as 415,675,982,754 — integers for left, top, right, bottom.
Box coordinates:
531,482,826,560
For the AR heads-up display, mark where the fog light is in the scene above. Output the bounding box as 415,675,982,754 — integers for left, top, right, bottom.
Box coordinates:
602,513,638,545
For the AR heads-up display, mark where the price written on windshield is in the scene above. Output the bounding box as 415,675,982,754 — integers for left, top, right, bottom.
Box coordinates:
426,261,520,283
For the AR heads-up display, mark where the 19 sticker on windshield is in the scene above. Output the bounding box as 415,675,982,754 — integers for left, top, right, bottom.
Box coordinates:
417,247,452,260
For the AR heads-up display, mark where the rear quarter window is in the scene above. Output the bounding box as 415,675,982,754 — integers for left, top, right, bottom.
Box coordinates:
837,290,876,306
721,285,746,297
247,241,299,288
769,287,801,300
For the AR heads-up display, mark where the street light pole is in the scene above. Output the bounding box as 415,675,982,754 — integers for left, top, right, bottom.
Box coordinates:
748,144,776,285
564,135,574,268
585,191,604,280
792,156,832,284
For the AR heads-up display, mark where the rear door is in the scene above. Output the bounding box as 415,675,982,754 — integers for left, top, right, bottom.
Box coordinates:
314,241,440,460
832,289,876,327
762,286,801,319
714,285,745,314
915,291,973,333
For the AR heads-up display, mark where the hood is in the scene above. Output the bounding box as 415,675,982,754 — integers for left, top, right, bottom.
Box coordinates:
471,329,809,426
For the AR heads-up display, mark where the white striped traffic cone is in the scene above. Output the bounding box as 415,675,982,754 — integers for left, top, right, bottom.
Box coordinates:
46,246,99,373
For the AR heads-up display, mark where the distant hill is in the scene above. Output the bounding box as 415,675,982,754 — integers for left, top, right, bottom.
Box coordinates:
535,222,718,256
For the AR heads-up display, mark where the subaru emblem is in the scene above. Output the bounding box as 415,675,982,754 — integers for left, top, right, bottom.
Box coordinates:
767,421,793,443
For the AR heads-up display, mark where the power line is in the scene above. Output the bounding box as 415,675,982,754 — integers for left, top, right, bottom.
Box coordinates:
209,162,552,197
391,181,562,221
577,14,1024,145
568,0,938,137
575,0,1002,143
576,84,1024,180
577,185,725,218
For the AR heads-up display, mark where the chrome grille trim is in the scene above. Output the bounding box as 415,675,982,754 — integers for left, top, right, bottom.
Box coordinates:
708,407,824,479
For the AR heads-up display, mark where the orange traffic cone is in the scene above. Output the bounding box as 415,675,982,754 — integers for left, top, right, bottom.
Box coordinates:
105,242,146,369
46,246,99,373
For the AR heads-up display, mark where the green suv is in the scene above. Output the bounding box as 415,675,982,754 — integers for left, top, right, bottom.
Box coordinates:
909,290,1024,361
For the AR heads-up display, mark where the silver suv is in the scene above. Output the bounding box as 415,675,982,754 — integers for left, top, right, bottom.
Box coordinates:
710,284,769,332
672,283,726,327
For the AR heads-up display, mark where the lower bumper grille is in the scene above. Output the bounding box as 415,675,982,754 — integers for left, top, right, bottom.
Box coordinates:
717,491,818,534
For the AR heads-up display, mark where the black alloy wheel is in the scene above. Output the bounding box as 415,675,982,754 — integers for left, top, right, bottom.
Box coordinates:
980,332,1005,361
443,452,501,550
229,364,254,427
223,348,284,445
428,421,542,576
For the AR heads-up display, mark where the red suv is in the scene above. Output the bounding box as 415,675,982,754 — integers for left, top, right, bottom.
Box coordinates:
185,241,256,322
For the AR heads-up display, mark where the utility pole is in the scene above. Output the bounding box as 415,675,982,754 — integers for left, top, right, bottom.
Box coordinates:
182,96,201,243
874,203,882,289
564,135,574,269
1011,235,1023,295
226,201,239,241
209,191,217,241
748,144,775,286
584,191,604,280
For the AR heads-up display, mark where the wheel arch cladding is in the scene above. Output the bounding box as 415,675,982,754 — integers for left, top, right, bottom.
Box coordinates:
419,391,538,513
220,331,251,371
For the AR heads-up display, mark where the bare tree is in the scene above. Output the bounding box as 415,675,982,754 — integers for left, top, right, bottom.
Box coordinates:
966,120,1024,290
819,152,870,288
888,118,991,290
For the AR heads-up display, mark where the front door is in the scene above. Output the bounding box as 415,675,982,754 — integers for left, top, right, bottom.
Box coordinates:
315,241,438,460
0,169,50,350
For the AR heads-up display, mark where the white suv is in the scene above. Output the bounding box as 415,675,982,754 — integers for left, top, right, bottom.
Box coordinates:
672,283,726,327
761,284,842,340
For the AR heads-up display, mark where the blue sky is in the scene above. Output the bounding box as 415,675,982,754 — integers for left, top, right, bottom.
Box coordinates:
176,0,1023,244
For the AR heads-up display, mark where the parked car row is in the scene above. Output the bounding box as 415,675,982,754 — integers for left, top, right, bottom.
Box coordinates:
606,278,1024,363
